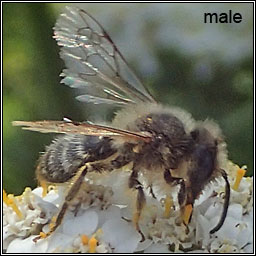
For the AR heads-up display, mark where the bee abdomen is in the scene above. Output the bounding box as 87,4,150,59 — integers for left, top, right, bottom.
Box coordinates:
37,135,116,183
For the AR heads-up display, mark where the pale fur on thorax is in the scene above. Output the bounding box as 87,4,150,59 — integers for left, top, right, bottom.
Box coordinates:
112,103,195,133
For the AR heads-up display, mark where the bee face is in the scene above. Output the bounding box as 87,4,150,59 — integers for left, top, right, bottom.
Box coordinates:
13,6,231,241
194,120,228,169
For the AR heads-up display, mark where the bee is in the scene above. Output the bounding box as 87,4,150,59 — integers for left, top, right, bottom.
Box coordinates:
13,6,230,240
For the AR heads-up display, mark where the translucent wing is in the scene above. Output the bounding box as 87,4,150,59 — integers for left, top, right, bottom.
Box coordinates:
53,6,156,105
12,121,152,143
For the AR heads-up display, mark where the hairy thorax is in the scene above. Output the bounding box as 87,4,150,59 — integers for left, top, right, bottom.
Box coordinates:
113,104,194,172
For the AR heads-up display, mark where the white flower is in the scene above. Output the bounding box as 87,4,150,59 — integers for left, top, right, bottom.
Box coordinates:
3,163,253,253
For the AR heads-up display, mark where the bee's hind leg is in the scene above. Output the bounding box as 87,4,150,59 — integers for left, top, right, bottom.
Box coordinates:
129,169,146,241
33,164,89,242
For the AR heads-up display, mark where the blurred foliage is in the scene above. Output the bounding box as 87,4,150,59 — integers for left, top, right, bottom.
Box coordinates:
3,3,253,195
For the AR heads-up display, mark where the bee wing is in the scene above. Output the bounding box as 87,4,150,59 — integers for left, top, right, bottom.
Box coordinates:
12,121,152,143
54,6,156,106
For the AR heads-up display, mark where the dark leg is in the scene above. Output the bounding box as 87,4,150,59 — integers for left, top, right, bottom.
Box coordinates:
148,184,156,199
163,169,193,224
210,169,230,234
164,169,186,207
33,165,88,242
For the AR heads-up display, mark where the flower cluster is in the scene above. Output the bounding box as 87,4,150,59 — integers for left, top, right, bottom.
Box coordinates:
3,162,253,253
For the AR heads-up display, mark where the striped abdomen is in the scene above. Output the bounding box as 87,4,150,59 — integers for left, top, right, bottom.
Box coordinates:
36,135,116,183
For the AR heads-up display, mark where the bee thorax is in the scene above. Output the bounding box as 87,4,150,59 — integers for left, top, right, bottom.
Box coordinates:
123,112,194,170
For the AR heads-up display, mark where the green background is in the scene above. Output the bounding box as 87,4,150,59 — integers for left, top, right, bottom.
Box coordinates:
3,3,253,194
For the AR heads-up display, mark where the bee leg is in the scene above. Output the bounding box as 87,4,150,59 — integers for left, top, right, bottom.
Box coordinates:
163,169,188,222
178,184,197,227
129,169,146,241
148,184,156,199
33,165,88,242
163,169,186,203
209,169,230,234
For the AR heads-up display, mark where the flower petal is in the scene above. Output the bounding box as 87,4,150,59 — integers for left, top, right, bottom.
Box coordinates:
144,243,170,253
47,233,73,253
102,219,141,253
96,205,121,228
62,210,98,236
7,236,48,253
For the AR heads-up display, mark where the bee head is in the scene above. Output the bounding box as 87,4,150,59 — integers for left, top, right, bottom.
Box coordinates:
190,127,217,148
190,120,227,170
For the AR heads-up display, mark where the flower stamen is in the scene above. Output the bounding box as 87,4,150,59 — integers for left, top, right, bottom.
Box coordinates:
81,234,89,245
49,222,55,230
49,216,57,230
233,168,246,191
41,181,48,197
95,228,103,237
3,189,8,205
39,232,47,239
4,193,24,219
88,236,97,253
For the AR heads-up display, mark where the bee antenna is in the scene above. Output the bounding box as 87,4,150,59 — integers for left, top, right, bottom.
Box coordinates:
209,169,230,234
